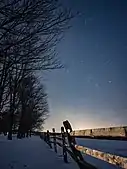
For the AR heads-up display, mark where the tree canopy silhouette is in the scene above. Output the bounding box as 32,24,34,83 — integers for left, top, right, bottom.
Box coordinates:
0,0,73,139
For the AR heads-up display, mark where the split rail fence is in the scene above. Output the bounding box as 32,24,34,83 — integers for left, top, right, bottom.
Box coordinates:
40,120,127,169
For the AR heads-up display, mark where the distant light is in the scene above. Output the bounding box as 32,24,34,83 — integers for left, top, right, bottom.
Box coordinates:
108,81,112,83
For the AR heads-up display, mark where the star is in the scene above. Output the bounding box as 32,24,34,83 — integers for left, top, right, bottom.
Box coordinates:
66,69,69,73
108,81,112,83
95,83,100,88
80,60,84,64
85,19,87,25
104,59,112,65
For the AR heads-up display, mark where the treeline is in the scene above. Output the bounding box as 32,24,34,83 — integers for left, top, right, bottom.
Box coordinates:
0,0,72,139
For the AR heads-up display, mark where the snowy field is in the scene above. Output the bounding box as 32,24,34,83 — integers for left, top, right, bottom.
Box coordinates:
76,138,127,169
76,138,127,157
0,135,127,169
0,135,78,169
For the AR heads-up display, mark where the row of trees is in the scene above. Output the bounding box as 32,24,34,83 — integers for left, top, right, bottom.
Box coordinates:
0,0,72,139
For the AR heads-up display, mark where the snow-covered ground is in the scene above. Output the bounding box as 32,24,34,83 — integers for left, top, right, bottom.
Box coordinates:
0,135,78,169
0,135,127,169
76,138,127,169
76,138,127,157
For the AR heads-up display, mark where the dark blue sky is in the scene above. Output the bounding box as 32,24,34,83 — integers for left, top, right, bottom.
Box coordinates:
44,0,127,131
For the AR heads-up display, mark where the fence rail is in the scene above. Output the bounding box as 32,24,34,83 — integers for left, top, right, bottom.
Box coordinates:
41,120,127,169
75,145,127,168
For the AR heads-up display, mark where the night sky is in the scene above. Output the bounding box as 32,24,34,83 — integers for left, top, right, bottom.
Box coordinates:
44,0,127,131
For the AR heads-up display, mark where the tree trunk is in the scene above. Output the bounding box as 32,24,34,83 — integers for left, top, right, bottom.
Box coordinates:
7,113,14,140
17,106,25,139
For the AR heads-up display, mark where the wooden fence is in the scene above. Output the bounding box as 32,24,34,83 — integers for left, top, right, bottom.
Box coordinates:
40,120,127,169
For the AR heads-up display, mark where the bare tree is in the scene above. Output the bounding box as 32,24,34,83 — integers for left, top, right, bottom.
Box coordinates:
0,0,73,139
16,74,48,138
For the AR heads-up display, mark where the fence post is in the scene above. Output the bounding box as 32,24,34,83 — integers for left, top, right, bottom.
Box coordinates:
52,128,57,153
61,126,68,163
47,130,52,148
63,120,96,169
